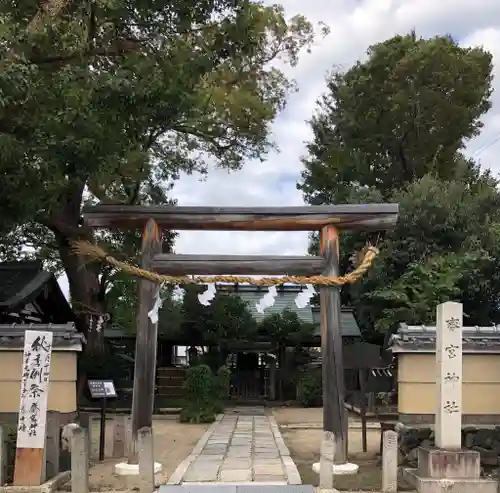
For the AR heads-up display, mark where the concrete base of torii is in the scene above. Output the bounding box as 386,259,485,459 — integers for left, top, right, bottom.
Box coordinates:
404,447,497,493
114,461,163,475
312,461,359,476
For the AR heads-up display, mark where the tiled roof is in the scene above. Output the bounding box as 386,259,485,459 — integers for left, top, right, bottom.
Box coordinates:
231,286,362,337
311,306,362,337
235,286,313,323
388,323,500,353
0,260,74,323
0,261,48,307
0,323,84,350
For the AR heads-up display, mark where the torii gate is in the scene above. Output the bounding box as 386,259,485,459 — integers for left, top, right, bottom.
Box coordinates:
80,203,398,487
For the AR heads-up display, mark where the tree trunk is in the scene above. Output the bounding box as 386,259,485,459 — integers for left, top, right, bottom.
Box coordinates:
57,237,106,353
38,181,109,408
42,181,107,351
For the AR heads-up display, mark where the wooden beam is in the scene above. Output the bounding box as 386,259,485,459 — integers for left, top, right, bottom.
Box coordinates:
151,254,326,275
319,225,347,489
129,219,161,464
82,204,399,231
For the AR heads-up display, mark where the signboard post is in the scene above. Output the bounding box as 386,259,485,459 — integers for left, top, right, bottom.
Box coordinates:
87,380,116,461
13,330,53,486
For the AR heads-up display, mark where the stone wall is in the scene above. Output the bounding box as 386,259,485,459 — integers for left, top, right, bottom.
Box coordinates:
397,423,500,470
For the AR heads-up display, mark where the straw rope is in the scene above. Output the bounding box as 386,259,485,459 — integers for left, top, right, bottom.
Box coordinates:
70,240,379,286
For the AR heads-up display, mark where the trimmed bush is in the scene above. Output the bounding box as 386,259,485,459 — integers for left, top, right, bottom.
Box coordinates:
180,364,231,423
213,365,231,413
297,368,322,407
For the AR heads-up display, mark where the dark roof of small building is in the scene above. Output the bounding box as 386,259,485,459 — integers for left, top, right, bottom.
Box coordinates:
219,284,362,337
311,306,362,338
0,323,84,350
0,260,73,322
388,323,500,353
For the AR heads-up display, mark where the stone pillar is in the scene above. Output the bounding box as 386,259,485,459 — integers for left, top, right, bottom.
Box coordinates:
45,411,61,480
79,412,94,462
403,302,498,493
435,301,462,449
71,427,89,493
138,427,154,493
382,430,397,493
113,415,127,458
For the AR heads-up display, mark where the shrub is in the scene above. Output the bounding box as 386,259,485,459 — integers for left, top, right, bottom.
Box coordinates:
180,364,218,423
213,365,231,413
297,368,322,407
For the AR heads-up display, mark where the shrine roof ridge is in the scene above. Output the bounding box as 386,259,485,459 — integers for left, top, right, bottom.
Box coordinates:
398,323,500,335
0,323,85,351
388,322,500,353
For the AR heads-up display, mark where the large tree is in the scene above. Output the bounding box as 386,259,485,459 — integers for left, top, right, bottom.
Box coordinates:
355,174,500,332
299,32,500,335
298,32,493,204
0,0,319,345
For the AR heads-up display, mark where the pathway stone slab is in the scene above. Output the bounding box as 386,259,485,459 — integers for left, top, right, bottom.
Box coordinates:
167,407,301,485
220,469,253,482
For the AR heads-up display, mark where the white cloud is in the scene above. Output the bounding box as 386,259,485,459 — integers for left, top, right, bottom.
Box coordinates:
59,0,500,298
173,0,500,257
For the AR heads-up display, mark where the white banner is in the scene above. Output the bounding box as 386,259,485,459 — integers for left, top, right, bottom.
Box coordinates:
16,330,53,449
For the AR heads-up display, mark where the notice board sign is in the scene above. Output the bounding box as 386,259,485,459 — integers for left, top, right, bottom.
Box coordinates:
88,379,117,399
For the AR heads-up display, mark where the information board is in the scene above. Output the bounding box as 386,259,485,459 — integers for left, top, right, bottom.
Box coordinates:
88,379,116,399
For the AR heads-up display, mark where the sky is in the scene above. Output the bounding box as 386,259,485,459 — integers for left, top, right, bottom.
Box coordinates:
58,0,500,298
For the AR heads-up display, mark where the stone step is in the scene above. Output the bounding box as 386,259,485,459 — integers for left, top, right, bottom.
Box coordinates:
159,485,315,493
404,468,497,493
157,386,185,397
157,367,187,376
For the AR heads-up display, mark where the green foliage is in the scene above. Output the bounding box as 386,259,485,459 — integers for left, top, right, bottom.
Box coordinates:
177,287,258,347
366,252,484,332
258,308,315,346
299,32,493,204
298,31,500,334
180,364,216,423
297,368,322,407
213,365,232,413
180,364,231,423
0,0,322,342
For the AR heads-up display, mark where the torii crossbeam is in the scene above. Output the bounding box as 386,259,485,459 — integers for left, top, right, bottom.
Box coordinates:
82,203,398,487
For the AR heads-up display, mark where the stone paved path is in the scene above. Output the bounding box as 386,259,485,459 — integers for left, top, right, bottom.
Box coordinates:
167,407,301,485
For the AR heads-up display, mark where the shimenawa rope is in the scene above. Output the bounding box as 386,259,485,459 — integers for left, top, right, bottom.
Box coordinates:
70,240,379,286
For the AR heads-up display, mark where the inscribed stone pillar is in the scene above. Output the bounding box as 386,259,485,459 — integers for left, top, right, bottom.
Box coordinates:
71,427,89,493
382,430,398,493
435,301,463,450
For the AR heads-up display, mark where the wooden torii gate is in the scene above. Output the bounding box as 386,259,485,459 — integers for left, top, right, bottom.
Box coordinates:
81,204,398,486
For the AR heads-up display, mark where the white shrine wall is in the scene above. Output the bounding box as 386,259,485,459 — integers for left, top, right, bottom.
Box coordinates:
0,350,77,414
397,352,500,421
